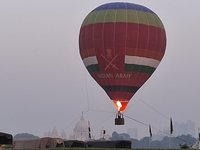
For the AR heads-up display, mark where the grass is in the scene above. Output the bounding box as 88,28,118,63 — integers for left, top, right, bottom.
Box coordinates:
1,148,191,150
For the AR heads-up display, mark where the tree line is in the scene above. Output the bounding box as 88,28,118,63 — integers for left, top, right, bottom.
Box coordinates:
14,132,198,148
109,131,197,148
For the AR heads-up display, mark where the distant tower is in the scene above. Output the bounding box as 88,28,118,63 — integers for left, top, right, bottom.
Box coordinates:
99,127,110,140
52,127,58,138
60,130,67,140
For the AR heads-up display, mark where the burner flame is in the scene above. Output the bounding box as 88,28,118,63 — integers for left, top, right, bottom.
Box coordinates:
116,101,122,111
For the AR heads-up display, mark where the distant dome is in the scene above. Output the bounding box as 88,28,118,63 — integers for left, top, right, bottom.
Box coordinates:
74,115,88,132
70,114,92,141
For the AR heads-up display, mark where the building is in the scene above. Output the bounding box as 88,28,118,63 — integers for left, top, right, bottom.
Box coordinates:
51,127,58,138
69,114,93,141
127,128,138,139
152,131,165,141
163,127,177,137
99,127,110,140
60,130,67,140
174,120,196,137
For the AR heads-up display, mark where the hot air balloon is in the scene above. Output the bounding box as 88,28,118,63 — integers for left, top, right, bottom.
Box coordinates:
79,2,166,125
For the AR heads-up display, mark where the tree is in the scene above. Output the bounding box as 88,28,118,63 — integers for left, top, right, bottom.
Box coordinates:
109,131,121,140
110,131,197,148
171,134,197,148
130,138,141,148
140,137,150,148
14,133,39,139
109,131,131,141
120,133,130,140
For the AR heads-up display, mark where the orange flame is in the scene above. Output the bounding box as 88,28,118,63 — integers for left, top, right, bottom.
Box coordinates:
116,100,122,111
113,100,129,112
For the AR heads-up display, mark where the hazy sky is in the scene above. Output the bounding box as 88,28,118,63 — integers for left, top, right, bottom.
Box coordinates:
1,0,200,139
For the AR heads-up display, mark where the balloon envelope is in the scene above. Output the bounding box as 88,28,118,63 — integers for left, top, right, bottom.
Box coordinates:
79,2,166,111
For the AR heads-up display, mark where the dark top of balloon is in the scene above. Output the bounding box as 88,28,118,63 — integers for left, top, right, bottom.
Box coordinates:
91,2,157,15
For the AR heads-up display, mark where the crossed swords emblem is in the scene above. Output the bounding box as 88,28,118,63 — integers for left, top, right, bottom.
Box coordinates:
101,53,119,70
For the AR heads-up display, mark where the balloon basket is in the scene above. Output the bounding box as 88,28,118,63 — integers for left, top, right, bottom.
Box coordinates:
115,112,124,125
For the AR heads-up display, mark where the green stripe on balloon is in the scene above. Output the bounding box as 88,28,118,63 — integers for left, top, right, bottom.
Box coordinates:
82,9,164,29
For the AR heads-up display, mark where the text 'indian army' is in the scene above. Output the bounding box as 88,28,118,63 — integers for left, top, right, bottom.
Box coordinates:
97,73,132,79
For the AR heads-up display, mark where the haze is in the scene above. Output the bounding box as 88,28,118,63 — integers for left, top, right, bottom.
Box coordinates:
1,0,200,139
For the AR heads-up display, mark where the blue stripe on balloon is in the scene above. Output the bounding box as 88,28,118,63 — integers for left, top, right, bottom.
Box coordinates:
91,2,156,14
